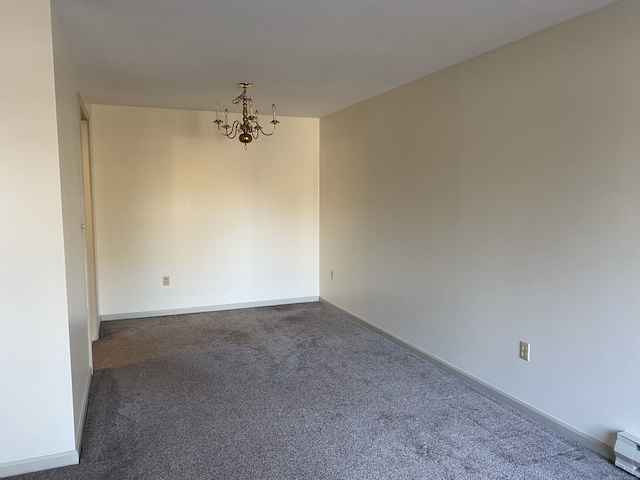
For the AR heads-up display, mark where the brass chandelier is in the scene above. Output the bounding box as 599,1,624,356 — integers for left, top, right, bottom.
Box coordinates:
214,82,279,148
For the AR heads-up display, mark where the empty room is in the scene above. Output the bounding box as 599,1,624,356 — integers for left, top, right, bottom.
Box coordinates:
1,0,639,478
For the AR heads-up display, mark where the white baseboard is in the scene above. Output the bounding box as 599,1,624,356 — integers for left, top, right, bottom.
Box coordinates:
319,297,615,462
0,450,78,478
100,296,320,321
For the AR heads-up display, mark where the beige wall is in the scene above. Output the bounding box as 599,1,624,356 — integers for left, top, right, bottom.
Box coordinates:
320,0,640,448
0,0,77,471
92,105,319,317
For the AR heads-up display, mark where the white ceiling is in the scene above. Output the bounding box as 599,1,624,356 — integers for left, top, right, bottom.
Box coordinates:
52,0,617,118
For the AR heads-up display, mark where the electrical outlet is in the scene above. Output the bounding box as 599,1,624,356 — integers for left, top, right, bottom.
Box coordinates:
162,275,170,286
331,270,334,280
519,341,530,361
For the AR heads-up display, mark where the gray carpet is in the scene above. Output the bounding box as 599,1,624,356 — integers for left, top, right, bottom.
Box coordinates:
13,302,631,479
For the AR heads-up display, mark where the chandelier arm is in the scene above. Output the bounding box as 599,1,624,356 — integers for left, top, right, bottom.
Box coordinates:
222,121,241,139
257,123,277,136
250,116,263,138
218,126,230,137
217,122,230,136
231,121,242,139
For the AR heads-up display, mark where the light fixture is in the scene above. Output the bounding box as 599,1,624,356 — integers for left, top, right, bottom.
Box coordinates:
214,82,279,148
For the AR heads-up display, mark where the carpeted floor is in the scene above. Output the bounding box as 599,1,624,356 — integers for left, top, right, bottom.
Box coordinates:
13,302,631,479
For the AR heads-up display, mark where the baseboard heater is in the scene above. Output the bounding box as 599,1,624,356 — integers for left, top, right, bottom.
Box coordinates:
615,431,640,477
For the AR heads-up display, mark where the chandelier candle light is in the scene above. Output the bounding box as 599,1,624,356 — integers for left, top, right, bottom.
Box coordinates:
214,82,279,148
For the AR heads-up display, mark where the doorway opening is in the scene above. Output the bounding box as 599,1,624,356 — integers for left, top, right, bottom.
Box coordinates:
79,101,100,341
